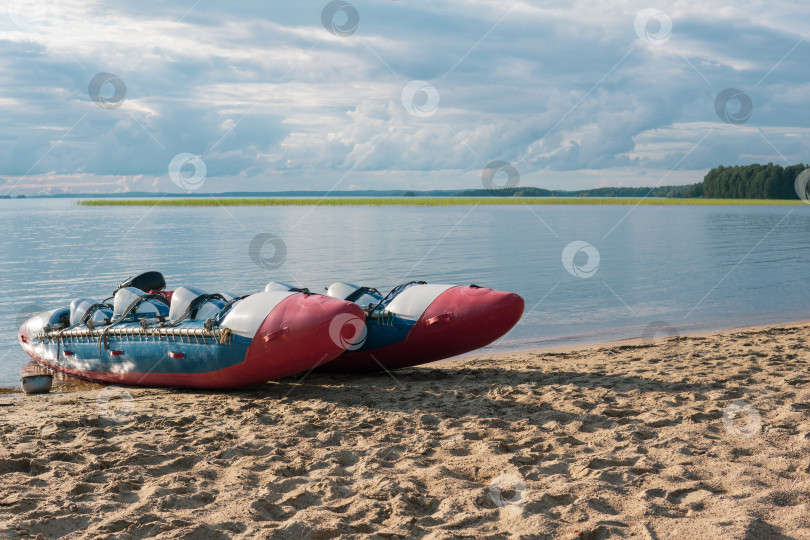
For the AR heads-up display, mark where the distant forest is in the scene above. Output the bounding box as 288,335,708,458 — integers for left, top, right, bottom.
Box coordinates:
702,163,807,199
461,163,808,199
458,184,703,198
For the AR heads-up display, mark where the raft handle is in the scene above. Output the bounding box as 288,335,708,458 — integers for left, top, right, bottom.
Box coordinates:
262,327,288,342
426,313,453,326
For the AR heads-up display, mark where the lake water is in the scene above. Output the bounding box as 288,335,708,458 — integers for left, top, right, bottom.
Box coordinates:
2,198,808,388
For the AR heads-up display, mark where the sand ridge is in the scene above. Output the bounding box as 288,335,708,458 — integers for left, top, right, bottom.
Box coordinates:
1,323,810,538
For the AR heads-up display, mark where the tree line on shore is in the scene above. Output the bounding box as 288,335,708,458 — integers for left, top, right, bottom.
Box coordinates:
461,163,808,199
701,163,807,199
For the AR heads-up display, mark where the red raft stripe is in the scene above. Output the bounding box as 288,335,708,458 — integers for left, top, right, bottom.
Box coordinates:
322,286,524,372
243,294,365,382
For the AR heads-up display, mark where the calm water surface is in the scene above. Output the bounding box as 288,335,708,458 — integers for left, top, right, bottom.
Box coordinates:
1,198,808,387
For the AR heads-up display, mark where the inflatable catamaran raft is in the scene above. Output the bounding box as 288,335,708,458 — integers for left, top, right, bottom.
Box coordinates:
273,279,525,372
18,272,524,388
18,272,365,389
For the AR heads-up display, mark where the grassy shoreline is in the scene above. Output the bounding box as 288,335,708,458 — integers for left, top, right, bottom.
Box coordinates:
78,197,806,207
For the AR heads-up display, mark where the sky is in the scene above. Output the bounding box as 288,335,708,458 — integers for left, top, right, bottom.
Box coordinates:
0,0,808,195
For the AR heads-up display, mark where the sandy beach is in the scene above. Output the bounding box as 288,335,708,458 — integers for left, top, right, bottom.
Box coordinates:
2,322,810,539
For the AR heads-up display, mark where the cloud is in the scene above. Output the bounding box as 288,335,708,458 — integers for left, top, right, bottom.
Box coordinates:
0,0,808,194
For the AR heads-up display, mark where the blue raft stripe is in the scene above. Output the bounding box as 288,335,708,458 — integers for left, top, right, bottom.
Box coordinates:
356,316,415,351
44,321,252,375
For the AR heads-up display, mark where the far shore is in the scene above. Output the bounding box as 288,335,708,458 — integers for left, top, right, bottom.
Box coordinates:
77,197,806,207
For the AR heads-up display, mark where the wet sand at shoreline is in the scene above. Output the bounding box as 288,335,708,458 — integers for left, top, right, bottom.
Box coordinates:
2,322,810,538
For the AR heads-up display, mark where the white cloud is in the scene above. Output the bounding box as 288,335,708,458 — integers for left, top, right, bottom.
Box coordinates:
0,0,808,194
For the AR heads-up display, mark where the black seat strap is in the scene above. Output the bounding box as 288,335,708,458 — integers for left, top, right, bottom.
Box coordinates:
344,286,380,302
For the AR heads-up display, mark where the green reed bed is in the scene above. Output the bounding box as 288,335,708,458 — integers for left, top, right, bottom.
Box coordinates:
78,197,805,207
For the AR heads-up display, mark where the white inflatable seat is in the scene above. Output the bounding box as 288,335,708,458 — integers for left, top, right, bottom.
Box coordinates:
24,308,70,335
169,286,226,321
384,284,455,320
326,282,382,307
326,282,360,299
113,287,169,319
69,298,113,326
220,290,295,338
265,281,296,292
